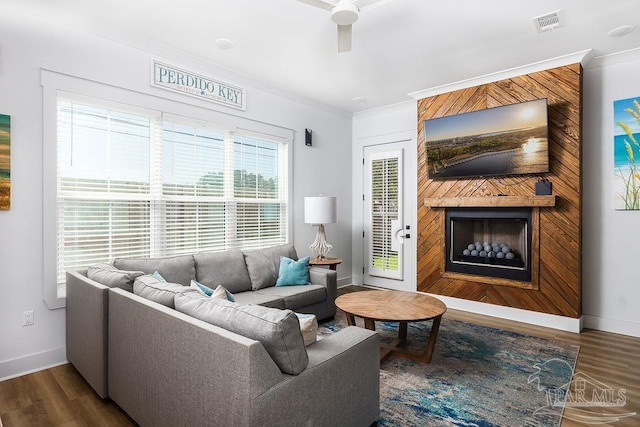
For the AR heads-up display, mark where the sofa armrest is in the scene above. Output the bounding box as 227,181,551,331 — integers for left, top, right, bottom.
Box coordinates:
308,266,336,289
309,267,337,318
250,326,380,426
65,270,110,398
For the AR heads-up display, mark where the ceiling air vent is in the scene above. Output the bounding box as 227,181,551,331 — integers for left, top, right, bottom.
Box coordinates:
533,10,562,33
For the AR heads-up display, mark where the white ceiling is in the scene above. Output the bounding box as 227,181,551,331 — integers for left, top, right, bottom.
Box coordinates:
9,0,640,114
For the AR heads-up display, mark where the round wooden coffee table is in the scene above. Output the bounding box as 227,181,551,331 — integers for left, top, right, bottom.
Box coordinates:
335,290,447,364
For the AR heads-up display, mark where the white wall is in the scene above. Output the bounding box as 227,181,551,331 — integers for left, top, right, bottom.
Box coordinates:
0,6,352,380
582,50,640,337
352,53,640,338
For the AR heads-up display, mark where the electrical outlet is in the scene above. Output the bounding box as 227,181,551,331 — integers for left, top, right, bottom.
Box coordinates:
23,310,34,326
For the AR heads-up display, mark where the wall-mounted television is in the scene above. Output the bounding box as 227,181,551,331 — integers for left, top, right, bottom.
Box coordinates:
424,98,549,179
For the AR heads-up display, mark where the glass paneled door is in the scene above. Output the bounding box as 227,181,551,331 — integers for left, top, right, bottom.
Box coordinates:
364,142,413,291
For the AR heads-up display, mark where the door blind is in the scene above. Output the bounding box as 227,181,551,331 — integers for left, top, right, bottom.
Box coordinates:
370,156,399,271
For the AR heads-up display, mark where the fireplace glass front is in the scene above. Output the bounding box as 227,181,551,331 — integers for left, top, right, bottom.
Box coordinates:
445,207,532,282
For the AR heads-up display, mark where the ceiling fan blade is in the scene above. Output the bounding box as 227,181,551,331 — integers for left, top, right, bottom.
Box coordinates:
296,0,334,11
337,24,352,52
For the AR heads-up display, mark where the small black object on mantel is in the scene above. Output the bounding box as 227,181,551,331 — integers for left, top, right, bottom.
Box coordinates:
305,128,312,146
535,179,552,195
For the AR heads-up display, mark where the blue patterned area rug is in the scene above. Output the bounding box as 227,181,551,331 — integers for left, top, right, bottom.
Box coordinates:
318,318,579,427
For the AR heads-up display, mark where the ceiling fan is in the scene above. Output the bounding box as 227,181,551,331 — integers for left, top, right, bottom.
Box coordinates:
297,0,393,52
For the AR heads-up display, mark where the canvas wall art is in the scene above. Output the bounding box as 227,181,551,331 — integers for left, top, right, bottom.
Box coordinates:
614,97,640,210
0,114,9,210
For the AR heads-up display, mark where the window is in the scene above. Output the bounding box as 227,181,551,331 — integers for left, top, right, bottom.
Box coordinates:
55,97,289,296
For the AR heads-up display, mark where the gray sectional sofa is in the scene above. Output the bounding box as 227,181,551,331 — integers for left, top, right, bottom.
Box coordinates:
66,243,380,426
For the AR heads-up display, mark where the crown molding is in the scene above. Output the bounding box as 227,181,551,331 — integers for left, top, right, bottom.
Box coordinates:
408,49,593,100
585,46,640,69
352,99,416,120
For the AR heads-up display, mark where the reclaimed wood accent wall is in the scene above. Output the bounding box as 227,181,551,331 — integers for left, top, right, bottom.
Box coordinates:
417,63,582,318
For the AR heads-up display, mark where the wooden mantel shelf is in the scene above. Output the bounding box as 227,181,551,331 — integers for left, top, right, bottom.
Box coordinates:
424,195,556,208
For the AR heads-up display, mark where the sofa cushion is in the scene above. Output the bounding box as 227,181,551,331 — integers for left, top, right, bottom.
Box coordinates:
133,275,188,308
276,256,310,287
87,263,144,292
254,285,327,310
244,244,298,290
233,291,285,310
194,249,252,294
114,255,195,287
174,292,308,375
231,291,285,309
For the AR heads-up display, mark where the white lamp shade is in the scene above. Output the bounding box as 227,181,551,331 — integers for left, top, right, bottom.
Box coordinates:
304,196,337,224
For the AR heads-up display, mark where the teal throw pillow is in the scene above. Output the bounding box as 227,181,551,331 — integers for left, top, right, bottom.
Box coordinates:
152,271,166,282
190,279,235,302
276,256,310,287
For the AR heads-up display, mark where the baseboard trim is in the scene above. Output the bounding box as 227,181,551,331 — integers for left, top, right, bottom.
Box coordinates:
337,277,352,287
0,347,67,382
351,285,583,333
583,314,640,338
423,294,583,333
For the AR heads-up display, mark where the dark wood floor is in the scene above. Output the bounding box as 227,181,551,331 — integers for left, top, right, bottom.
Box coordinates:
1,285,638,426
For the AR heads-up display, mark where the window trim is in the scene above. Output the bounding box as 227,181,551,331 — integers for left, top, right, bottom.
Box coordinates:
42,69,294,309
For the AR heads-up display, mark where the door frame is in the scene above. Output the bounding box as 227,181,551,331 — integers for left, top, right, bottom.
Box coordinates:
352,130,417,292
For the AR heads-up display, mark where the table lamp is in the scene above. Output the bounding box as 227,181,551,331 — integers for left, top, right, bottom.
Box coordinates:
304,196,337,259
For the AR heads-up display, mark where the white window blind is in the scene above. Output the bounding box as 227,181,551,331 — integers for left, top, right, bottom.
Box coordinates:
233,133,287,250
57,100,154,285
56,97,289,292
161,120,227,256
370,156,399,271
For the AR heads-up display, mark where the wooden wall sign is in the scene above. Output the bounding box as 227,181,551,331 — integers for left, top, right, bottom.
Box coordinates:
151,59,246,111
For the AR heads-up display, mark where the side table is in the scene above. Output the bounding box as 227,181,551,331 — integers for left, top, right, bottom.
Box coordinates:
308,257,342,270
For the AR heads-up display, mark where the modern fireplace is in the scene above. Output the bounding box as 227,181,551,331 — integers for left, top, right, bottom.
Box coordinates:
445,207,532,282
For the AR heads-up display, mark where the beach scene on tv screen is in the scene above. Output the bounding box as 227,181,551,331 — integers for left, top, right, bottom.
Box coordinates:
424,99,549,179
